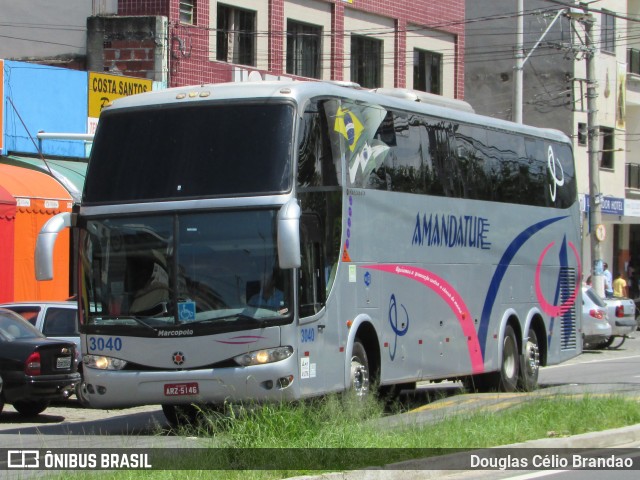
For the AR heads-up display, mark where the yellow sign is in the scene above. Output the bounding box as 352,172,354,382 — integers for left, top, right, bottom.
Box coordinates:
88,72,152,119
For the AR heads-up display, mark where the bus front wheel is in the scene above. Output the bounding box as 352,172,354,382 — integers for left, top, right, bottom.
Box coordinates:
350,340,370,397
162,403,199,428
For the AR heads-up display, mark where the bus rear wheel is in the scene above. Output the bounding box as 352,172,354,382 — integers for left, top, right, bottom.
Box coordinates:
350,340,370,397
497,325,519,392
464,325,519,392
518,329,540,391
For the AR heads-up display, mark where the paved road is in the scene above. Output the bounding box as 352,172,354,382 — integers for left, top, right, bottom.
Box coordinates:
1,333,640,479
2,334,640,441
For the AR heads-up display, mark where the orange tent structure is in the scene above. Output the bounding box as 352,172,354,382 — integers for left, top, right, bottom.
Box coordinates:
0,164,73,301
0,184,16,303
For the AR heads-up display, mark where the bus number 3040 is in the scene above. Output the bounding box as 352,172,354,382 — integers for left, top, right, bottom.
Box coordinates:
88,336,123,352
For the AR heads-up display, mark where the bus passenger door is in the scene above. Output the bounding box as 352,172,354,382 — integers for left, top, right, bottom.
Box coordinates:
297,214,333,394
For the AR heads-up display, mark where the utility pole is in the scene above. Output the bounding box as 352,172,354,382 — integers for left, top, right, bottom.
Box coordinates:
582,7,604,297
514,0,524,123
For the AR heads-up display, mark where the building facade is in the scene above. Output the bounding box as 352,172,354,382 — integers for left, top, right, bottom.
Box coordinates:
466,0,639,293
85,0,465,97
0,0,117,69
0,0,467,301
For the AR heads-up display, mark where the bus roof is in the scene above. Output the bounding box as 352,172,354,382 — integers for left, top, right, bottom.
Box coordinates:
104,80,571,145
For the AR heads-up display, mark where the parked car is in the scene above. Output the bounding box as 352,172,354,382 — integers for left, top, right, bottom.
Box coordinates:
601,295,637,349
0,308,80,416
581,287,613,348
0,301,79,346
0,301,86,403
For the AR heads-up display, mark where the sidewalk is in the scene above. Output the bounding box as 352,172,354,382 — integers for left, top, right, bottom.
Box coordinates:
283,384,640,480
283,424,640,480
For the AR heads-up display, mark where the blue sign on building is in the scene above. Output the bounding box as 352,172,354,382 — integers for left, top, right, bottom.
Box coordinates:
583,194,625,216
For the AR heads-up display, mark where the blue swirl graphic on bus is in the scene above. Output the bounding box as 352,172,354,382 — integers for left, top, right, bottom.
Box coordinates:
478,216,579,357
388,294,409,361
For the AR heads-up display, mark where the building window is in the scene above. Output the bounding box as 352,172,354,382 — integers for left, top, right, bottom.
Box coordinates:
626,163,640,189
577,122,587,146
600,126,614,169
350,35,382,88
413,49,442,94
179,1,195,25
216,4,256,66
628,48,640,75
601,11,615,53
286,20,322,79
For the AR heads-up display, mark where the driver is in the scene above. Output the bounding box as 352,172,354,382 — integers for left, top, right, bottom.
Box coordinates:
248,270,284,310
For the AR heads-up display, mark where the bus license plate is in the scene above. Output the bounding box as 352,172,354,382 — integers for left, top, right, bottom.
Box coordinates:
164,382,199,396
56,356,71,369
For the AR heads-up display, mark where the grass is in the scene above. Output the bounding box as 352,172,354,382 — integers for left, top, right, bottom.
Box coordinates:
52,393,640,479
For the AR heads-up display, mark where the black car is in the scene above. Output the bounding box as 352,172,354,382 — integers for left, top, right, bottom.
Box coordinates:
0,308,80,416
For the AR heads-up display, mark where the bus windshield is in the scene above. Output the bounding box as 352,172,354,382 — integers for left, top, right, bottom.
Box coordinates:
83,102,295,204
79,210,292,332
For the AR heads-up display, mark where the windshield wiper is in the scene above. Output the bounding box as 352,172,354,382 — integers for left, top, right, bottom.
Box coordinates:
91,315,159,332
189,312,267,327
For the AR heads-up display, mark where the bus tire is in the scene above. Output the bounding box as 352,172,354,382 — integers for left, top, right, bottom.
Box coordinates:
162,403,199,428
518,329,540,391
498,325,519,392
75,381,90,407
350,340,370,397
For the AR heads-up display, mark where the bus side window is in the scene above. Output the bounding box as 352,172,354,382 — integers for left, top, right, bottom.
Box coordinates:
299,214,326,318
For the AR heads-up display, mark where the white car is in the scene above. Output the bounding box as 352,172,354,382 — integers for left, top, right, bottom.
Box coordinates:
602,295,637,349
0,301,79,349
581,287,613,348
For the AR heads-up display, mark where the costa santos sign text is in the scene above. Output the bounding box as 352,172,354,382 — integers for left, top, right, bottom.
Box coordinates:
88,72,152,119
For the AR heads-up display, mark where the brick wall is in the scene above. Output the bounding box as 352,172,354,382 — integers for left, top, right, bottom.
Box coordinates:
110,0,464,98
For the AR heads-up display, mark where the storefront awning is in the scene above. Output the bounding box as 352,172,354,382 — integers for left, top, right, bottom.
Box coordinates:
1,155,87,203
0,185,16,303
0,186,16,207
0,163,72,301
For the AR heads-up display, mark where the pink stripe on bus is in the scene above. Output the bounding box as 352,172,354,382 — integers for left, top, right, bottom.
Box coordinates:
363,264,484,374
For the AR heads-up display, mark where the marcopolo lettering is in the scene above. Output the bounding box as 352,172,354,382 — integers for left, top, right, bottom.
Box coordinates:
157,329,194,337
412,213,491,250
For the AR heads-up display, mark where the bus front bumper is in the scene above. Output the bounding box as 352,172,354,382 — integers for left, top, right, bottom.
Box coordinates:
82,356,299,408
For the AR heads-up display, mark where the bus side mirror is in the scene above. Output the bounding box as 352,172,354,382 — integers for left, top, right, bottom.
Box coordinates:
35,212,73,281
277,199,301,269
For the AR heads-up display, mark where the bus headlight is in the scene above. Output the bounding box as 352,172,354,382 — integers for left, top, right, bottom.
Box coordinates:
83,355,128,370
234,346,293,367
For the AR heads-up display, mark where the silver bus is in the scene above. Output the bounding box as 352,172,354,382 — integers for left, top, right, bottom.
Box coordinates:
37,81,582,425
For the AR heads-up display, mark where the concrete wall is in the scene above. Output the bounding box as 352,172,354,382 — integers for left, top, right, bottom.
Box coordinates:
465,0,574,136
87,16,169,84
0,0,117,67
